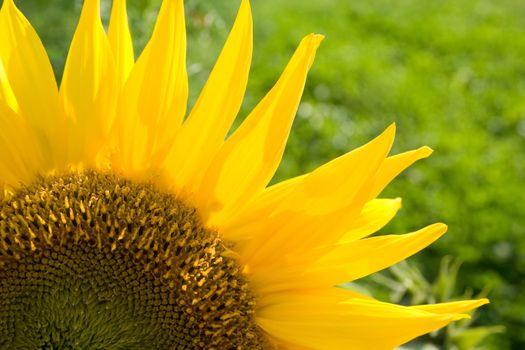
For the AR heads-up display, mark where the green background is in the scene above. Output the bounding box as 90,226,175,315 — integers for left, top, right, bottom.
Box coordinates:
8,0,525,348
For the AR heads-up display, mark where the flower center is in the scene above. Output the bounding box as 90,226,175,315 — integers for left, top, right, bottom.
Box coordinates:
0,172,266,349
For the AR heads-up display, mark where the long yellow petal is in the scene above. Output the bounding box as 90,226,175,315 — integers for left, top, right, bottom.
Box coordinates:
60,0,117,165
368,146,433,199
244,145,426,229
308,223,448,284
195,33,321,226
278,124,395,216
0,0,64,169
164,0,253,192
412,299,489,314
240,125,396,267
222,131,398,244
108,0,134,89
113,0,187,176
232,144,425,242
246,223,446,294
257,293,472,350
247,198,402,291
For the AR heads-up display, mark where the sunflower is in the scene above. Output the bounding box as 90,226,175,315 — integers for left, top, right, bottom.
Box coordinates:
0,0,487,348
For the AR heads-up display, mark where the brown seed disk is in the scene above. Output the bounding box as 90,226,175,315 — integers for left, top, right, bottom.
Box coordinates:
0,171,268,349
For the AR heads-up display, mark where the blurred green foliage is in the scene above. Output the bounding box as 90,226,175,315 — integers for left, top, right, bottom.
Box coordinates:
10,0,525,348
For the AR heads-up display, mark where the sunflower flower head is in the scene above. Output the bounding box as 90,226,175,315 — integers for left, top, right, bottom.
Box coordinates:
0,0,487,348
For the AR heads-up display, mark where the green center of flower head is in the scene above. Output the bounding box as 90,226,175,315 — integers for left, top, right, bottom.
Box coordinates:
0,172,268,349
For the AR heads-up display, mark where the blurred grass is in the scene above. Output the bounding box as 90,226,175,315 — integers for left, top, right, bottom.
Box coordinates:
10,0,525,348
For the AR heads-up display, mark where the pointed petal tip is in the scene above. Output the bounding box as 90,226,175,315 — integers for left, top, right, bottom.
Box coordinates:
394,197,403,207
431,222,448,235
389,121,397,132
406,223,448,248
377,122,396,146
456,298,490,310
165,0,184,7
1,0,17,13
237,0,253,27
291,34,324,71
418,145,434,158
413,297,490,316
84,0,101,6
300,33,325,50
309,33,325,46
240,0,252,11
472,298,490,307
379,123,396,141
313,33,326,41
81,0,101,19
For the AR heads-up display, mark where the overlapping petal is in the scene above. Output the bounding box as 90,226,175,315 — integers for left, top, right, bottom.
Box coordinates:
239,125,396,268
257,292,484,350
220,175,306,241
60,0,117,165
368,146,433,199
0,100,43,189
223,145,430,244
164,0,253,192
304,223,448,285
0,0,64,169
113,0,187,175
0,57,17,111
339,198,402,243
108,0,134,90
246,223,447,294
196,34,321,225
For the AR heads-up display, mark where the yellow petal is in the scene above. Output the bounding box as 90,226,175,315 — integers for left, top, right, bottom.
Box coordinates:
195,33,321,226
240,125,396,267
257,287,373,310
368,146,433,199
220,175,306,242
257,292,472,350
108,0,134,89
247,223,447,294
113,0,187,175
0,0,64,169
309,223,448,284
0,57,17,111
412,299,489,314
164,0,253,192
278,124,396,216
0,101,43,188
60,0,117,165
339,198,402,243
